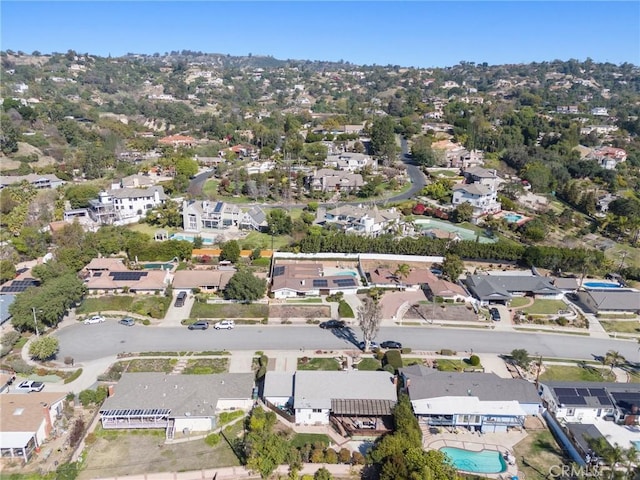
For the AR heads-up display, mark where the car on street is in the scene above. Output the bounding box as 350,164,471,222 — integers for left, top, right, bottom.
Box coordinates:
319,320,346,329
489,308,501,321
358,341,379,351
380,340,403,349
84,315,106,325
188,321,209,330
119,317,135,326
214,320,235,330
16,380,45,392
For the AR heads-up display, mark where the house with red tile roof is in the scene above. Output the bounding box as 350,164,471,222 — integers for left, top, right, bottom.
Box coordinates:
158,134,196,148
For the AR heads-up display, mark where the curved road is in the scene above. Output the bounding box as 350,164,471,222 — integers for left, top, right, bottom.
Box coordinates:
56,323,639,364
187,137,425,205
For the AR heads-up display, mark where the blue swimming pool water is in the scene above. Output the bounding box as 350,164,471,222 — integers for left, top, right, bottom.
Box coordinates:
440,447,507,474
169,234,214,244
338,271,358,277
503,213,524,223
142,263,174,270
583,281,621,289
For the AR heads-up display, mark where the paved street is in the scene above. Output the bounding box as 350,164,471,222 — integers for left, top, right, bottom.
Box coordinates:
54,321,640,364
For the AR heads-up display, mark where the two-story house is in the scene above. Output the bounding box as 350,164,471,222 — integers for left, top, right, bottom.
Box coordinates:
323,205,403,236
307,169,364,194
88,186,167,225
182,200,243,232
324,153,373,172
462,167,503,190
452,183,501,220
0,173,66,190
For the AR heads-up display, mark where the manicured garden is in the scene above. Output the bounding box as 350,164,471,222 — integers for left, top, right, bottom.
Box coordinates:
77,295,171,319
297,357,342,370
539,365,616,382
183,358,229,374
522,299,567,315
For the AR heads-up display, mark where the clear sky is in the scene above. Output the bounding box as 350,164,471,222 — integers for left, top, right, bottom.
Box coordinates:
2,1,639,68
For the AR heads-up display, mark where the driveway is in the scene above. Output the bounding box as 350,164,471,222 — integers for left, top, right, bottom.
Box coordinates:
159,292,195,328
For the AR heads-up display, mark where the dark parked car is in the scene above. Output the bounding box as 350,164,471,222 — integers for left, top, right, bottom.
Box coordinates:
380,340,403,349
319,320,346,329
188,321,209,330
489,307,501,321
119,317,135,326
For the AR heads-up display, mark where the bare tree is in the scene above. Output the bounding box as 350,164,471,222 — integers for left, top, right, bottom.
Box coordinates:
358,297,382,352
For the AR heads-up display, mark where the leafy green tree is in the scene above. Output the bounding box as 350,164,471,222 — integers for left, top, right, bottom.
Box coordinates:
65,184,100,209
224,270,267,303
29,336,59,361
411,136,437,166
267,209,293,235
245,408,288,479
174,156,199,178
510,349,530,368
442,255,463,282
313,467,333,480
452,202,473,223
220,240,241,263
370,116,396,165
0,259,16,283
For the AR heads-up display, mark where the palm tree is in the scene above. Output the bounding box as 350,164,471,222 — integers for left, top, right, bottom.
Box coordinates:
624,445,638,478
394,263,411,289
605,350,625,373
603,444,625,480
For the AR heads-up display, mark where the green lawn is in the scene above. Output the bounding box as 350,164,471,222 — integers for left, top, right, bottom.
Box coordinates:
297,357,341,370
286,298,322,303
338,300,354,318
289,433,331,448
402,358,425,367
77,296,134,314
190,302,268,319
183,358,229,374
523,300,567,315
356,358,382,370
435,359,482,372
510,297,532,308
429,169,462,178
540,365,616,382
240,231,293,250
599,320,640,334
125,358,177,373
202,179,219,197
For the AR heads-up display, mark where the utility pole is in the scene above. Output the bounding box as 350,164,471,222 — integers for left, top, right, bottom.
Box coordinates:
31,307,40,337
535,354,542,389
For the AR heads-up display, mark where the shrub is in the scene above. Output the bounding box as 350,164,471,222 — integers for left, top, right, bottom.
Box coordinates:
79,389,96,407
68,418,85,448
338,448,351,464
556,316,569,326
439,349,456,356
382,364,395,374
374,350,385,361
469,355,480,366
383,350,403,371
401,347,412,354
351,451,365,465
324,448,338,464
204,433,220,447
310,445,325,463
142,319,151,326
7,358,33,375
1,331,20,347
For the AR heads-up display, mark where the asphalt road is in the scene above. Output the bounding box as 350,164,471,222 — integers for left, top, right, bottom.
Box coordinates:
187,169,216,196
56,322,640,363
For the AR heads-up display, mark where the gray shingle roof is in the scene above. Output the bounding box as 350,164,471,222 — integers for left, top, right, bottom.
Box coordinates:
293,371,397,410
402,366,540,404
586,290,640,312
263,372,295,398
100,373,254,418
464,274,560,301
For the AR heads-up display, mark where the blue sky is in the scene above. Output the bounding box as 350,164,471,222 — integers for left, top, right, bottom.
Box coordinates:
2,1,639,67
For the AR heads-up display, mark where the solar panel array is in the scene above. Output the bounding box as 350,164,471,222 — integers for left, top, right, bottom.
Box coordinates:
334,278,356,287
554,386,612,407
609,391,640,411
213,202,223,213
0,279,39,293
109,271,148,281
313,279,328,288
273,266,285,277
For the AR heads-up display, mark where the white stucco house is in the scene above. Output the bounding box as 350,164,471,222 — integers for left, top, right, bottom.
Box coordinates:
88,186,167,225
452,183,501,220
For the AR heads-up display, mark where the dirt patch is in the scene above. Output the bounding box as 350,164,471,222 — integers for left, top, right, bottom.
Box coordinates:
406,304,478,322
513,430,565,480
269,305,331,319
78,424,242,480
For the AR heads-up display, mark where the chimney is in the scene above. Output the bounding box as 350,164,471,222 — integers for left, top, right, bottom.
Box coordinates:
42,403,53,437
108,385,115,397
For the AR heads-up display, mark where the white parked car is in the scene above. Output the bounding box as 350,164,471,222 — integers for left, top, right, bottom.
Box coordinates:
214,320,235,330
16,380,45,392
84,315,106,325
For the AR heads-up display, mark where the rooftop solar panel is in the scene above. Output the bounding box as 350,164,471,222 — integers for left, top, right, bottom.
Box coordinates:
554,388,578,396
110,271,148,281
334,278,356,287
588,388,606,396
559,396,586,406
313,279,328,287
213,202,223,213
596,396,612,406
273,266,285,277
576,388,589,396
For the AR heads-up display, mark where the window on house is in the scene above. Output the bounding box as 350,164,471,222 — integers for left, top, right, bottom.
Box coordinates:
312,409,322,413
566,408,575,416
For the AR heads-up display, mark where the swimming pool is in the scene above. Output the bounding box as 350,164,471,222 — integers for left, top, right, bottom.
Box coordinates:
142,263,174,270
440,447,507,474
583,281,621,289
337,271,358,277
503,213,524,223
169,234,214,244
